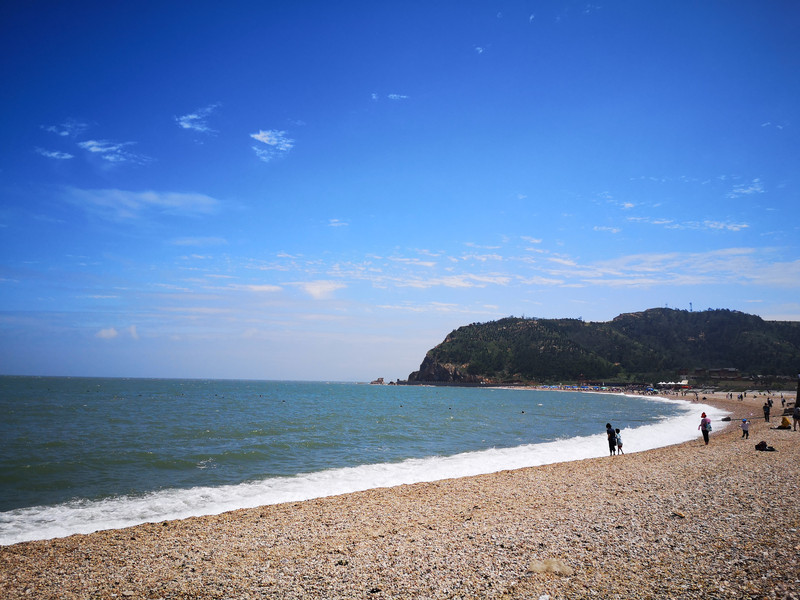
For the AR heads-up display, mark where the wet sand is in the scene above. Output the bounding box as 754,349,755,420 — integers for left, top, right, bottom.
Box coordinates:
1,392,798,599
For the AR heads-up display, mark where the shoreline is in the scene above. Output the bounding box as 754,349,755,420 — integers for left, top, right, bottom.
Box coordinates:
0,391,725,546
2,392,798,599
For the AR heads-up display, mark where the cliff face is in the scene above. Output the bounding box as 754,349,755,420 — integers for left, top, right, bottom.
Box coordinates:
407,354,484,383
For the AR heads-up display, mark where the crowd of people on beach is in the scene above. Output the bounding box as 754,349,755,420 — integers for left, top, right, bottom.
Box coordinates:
606,390,800,455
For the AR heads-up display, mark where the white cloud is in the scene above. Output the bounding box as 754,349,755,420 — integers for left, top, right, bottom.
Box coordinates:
42,119,88,137
396,273,505,289
250,130,294,162
388,256,437,268
460,253,503,262
728,179,764,198
387,94,409,100
129,325,139,340
328,219,348,227
547,257,578,267
78,140,149,164
176,103,220,133
535,247,800,290
703,221,749,232
594,226,621,233
224,283,283,293
627,216,749,232
295,280,346,299
65,188,220,221
96,327,118,339
35,147,73,160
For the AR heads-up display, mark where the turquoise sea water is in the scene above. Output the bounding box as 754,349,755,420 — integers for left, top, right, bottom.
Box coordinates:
0,377,722,544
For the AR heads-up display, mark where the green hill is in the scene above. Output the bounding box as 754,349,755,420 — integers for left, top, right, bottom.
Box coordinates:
407,308,800,386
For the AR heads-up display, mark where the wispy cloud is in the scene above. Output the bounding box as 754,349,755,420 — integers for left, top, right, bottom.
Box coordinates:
328,219,348,227
65,188,220,221
294,280,346,299
95,325,138,340
387,256,437,268
176,103,220,133
225,283,283,293
35,147,73,160
703,221,749,232
371,93,410,101
627,216,748,232
171,237,228,246
250,129,294,163
533,247,800,289
377,301,491,315
521,236,543,244
396,273,509,289
78,140,150,165
728,179,764,198
42,119,89,138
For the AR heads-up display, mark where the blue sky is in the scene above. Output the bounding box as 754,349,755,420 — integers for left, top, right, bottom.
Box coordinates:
1,1,799,381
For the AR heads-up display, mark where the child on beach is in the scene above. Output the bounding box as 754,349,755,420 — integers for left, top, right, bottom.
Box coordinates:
740,419,750,439
615,428,624,454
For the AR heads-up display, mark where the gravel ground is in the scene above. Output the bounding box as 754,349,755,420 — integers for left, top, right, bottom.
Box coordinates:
1,392,798,600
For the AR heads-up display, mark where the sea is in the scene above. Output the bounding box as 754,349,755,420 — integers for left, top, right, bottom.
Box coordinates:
0,376,725,546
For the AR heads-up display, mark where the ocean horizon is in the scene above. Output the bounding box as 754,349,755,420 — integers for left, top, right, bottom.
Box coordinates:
0,376,724,545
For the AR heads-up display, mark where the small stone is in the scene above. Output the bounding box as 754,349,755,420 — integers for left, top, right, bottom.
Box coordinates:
529,558,574,576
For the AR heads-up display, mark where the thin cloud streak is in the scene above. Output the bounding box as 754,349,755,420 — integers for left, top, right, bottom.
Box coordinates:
36,148,73,160
78,140,150,164
64,188,220,221
175,103,220,133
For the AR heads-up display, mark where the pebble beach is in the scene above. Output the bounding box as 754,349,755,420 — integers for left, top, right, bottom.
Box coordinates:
1,392,798,600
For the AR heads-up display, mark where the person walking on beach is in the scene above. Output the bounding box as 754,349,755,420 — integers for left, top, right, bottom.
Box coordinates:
740,418,750,439
793,404,800,431
615,428,624,455
606,423,616,455
698,412,712,445
763,402,771,422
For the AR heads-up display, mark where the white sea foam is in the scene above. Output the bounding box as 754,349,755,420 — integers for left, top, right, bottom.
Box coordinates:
0,398,727,545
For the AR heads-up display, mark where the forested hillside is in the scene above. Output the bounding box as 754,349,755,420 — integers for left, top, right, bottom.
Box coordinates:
407,308,800,385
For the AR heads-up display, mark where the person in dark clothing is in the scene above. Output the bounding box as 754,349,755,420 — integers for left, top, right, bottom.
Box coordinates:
763,402,770,422
606,423,616,456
